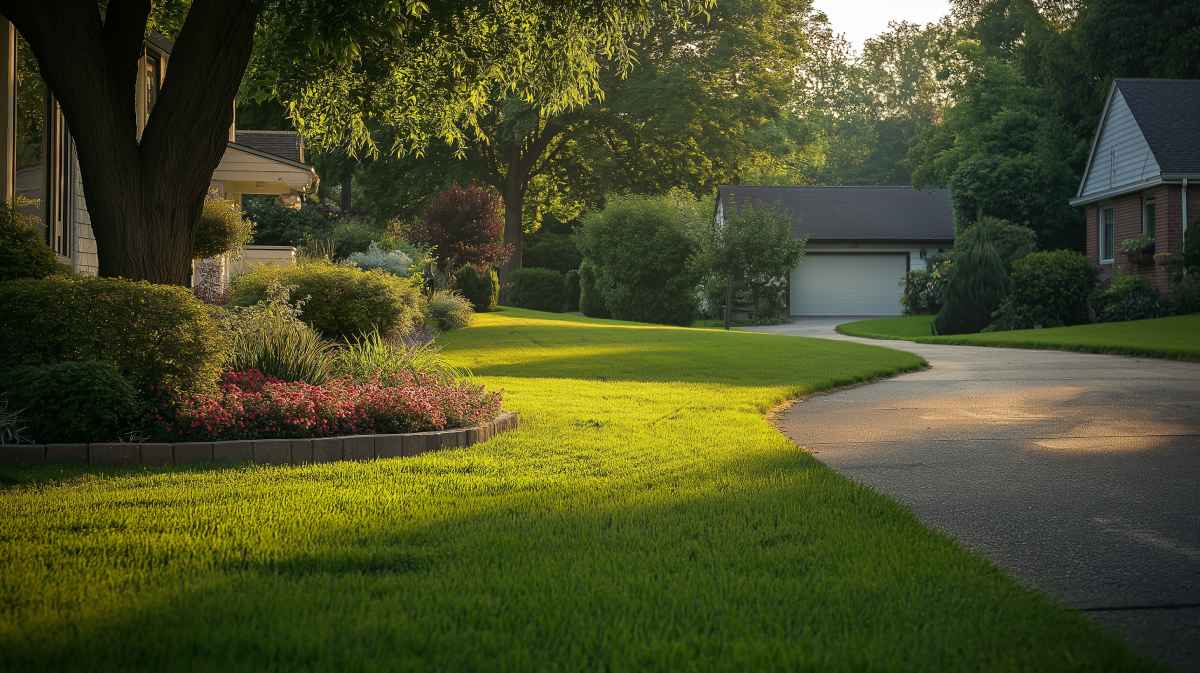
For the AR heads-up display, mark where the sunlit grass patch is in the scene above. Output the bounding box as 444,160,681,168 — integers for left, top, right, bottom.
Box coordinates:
0,308,1155,672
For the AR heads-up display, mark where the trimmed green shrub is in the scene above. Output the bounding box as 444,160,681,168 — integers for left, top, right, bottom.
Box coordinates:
577,195,700,325
578,259,608,318
194,197,255,259
991,250,1095,330
2,361,141,443
1169,273,1200,315
0,205,68,282
934,230,1009,335
244,198,335,247
453,265,500,312
230,262,423,341
1093,274,1166,323
563,269,581,312
955,217,1037,272
0,276,227,396
507,268,565,312
425,289,474,331
329,217,386,259
221,284,334,384
524,231,582,274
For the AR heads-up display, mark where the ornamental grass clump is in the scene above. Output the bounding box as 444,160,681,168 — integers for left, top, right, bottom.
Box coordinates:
221,283,334,384
332,330,467,385
934,228,1009,335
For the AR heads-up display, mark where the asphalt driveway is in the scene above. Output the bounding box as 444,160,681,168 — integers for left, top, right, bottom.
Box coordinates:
752,319,1200,672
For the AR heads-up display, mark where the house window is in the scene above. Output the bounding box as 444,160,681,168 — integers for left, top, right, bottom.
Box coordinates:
1100,207,1115,263
1142,199,1156,240
12,33,70,257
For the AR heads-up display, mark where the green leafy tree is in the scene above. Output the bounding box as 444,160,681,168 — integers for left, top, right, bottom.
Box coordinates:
910,42,1080,250
262,0,804,279
699,204,805,328
3,0,709,284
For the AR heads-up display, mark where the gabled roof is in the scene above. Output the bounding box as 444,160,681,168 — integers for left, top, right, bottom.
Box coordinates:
717,185,955,242
1116,79,1200,175
234,130,305,164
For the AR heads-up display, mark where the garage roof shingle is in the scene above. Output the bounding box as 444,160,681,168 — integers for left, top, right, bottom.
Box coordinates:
717,185,955,242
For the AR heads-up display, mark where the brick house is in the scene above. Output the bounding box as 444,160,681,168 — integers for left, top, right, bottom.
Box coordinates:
1071,79,1199,293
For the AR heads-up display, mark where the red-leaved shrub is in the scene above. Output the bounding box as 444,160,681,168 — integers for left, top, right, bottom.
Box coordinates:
150,370,501,442
406,182,510,273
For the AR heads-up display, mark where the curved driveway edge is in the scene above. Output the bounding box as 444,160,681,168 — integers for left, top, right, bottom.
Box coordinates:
751,319,1200,673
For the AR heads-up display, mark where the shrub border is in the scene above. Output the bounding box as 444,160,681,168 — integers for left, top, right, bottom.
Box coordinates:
0,412,518,467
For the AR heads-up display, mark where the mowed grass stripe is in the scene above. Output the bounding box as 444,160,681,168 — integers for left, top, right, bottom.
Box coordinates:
0,308,1158,672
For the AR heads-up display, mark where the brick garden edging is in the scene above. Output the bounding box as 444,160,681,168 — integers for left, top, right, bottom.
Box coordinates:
0,412,518,467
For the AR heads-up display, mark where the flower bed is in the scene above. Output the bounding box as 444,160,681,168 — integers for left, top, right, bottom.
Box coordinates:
149,370,501,443
0,412,519,467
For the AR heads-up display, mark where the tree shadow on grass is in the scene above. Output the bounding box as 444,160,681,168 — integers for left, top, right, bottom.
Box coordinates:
0,447,1151,673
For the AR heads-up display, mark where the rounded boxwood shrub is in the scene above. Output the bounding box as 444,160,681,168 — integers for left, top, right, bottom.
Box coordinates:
578,259,608,318
1093,274,1166,323
991,250,1095,330
0,206,69,282
0,276,228,396
934,230,1008,335
2,361,141,443
453,265,500,312
230,262,423,341
524,230,582,274
193,197,255,259
577,195,699,325
1169,273,1200,315
506,268,565,312
563,269,581,312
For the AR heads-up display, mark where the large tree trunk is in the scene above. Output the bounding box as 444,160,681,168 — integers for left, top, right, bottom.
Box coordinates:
3,0,261,285
498,174,525,289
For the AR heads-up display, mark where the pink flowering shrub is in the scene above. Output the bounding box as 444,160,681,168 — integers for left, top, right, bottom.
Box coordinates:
150,370,501,442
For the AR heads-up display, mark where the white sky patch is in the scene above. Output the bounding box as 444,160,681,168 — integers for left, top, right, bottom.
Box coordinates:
813,0,951,49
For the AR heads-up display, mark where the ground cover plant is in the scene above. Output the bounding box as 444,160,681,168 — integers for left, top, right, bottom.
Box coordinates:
0,309,1153,672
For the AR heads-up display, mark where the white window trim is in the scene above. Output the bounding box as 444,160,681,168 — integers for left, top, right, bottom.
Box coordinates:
1099,206,1115,264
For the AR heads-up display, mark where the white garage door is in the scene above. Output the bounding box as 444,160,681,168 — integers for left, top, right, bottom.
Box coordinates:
789,254,907,316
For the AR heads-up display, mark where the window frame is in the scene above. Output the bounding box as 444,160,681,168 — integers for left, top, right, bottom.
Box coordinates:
1099,206,1115,264
1142,198,1156,240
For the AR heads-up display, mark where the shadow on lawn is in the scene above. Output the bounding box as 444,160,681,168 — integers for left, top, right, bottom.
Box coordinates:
0,447,1150,673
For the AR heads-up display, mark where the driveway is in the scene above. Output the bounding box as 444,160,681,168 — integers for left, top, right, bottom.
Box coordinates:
751,319,1200,672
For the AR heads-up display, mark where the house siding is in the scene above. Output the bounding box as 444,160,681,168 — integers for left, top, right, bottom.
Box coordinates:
71,146,98,276
1080,90,1161,200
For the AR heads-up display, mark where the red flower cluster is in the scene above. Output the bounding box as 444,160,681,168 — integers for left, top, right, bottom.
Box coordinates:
151,370,502,442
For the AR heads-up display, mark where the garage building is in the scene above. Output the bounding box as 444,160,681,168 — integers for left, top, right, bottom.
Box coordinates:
715,185,955,317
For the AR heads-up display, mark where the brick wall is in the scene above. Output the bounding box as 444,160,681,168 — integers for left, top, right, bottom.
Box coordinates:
1084,185,1198,294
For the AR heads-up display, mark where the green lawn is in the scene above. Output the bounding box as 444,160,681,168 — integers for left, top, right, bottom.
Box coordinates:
0,309,1156,672
918,313,1200,361
836,315,935,339
839,313,1200,362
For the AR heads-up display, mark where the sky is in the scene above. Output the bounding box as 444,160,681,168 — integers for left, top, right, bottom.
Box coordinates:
812,0,951,49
